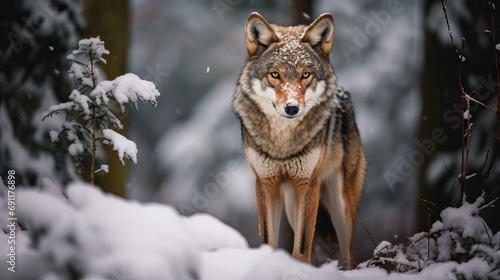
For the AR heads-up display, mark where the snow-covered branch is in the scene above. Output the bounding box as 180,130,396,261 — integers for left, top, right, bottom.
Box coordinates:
42,37,161,179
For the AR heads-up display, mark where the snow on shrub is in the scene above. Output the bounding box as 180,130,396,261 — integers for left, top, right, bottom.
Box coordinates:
42,37,160,182
361,195,500,279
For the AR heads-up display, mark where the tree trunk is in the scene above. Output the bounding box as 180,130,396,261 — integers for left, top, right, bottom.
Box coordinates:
82,0,130,197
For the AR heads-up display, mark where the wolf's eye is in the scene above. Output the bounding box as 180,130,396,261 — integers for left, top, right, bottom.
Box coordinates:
270,71,280,79
301,72,312,79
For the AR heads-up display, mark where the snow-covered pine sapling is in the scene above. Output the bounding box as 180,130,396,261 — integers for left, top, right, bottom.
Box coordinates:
43,37,160,185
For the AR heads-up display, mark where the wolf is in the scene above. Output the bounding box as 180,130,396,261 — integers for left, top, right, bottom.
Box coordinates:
232,13,366,269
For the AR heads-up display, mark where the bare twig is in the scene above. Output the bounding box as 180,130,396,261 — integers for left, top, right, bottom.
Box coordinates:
482,221,493,247
489,0,500,142
373,258,419,272
406,191,442,212
459,38,470,203
426,207,440,225
461,94,497,113
359,221,377,246
411,228,449,245
407,236,426,266
440,0,470,202
427,213,431,261
90,51,96,186
366,243,391,268
476,150,494,188
434,152,460,180
372,243,391,256
480,150,491,172
478,196,500,211
440,0,459,54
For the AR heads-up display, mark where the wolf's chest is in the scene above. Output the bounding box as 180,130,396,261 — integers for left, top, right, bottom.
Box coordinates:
248,111,328,158
245,146,322,178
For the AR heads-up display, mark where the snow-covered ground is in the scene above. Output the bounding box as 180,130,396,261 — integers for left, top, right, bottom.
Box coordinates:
1,181,498,279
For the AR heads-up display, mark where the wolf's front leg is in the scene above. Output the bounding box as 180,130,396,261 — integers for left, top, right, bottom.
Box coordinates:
255,177,282,248
291,178,320,263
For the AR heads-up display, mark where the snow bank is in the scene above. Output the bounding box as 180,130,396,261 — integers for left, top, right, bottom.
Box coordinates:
1,181,498,280
0,182,247,280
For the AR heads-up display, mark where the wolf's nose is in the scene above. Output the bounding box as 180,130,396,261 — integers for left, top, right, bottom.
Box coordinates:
284,104,299,116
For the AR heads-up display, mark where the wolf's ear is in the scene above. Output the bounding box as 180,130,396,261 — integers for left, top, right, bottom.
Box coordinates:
301,13,334,58
246,13,279,57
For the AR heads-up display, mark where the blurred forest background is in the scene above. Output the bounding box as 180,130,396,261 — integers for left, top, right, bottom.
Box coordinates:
1,0,499,263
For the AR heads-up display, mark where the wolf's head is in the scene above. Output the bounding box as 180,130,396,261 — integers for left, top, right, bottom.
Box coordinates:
241,13,337,120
